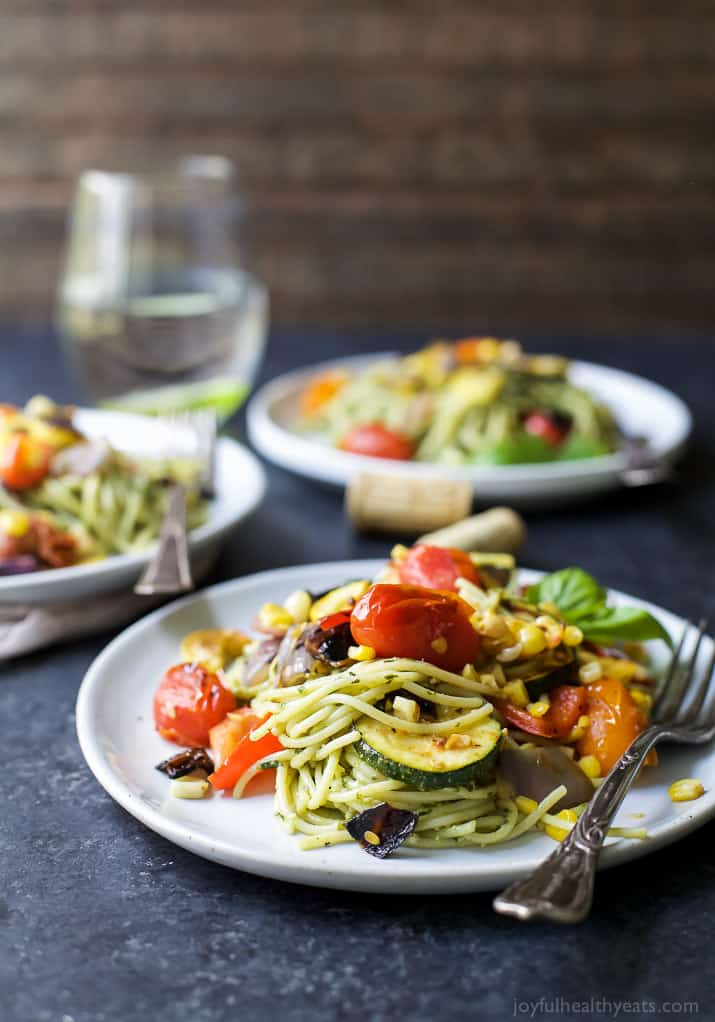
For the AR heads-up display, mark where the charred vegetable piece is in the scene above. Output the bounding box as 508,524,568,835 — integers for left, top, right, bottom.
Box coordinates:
0,554,39,574
346,802,417,858
156,747,215,779
498,744,594,810
303,619,354,666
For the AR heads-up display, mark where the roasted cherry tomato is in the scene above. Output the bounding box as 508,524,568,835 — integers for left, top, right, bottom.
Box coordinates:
300,372,346,417
577,678,648,773
523,411,571,448
153,663,237,747
398,544,480,593
0,433,53,490
209,715,283,790
496,685,588,740
339,423,413,461
350,583,480,672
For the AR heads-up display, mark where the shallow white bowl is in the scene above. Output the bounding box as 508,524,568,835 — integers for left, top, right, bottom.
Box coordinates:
247,355,692,505
76,560,715,894
0,408,266,603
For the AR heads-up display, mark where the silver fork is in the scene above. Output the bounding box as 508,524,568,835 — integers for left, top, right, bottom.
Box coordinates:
493,619,715,923
134,409,217,595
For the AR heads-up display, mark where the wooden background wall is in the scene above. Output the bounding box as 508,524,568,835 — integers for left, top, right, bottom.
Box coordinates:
1,1,714,332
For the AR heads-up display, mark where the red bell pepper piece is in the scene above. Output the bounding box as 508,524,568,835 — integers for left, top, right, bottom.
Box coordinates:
208,714,283,790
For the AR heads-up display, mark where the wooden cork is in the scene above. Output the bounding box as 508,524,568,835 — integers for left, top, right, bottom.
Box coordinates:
418,506,526,553
345,472,473,535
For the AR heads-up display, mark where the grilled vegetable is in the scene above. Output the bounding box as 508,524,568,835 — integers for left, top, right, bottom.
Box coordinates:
498,744,593,810
495,685,587,741
356,714,502,790
346,802,417,857
156,747,215,779
179,629,249,673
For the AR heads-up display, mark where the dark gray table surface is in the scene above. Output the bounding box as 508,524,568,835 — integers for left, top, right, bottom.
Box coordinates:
2,327,714,1022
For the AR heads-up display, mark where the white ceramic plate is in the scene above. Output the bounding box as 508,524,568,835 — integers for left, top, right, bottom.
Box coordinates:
247,354,692,505
0,409,266,603
76,560,715,894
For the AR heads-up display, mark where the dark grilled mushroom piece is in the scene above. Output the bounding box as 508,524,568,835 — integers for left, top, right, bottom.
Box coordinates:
156,748,215,779
303,620,354,667
346,803,417,858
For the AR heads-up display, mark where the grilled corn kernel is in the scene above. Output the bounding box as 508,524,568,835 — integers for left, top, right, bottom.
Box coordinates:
503,680,529,707
579,660,603,684
497,642,523,663
257,603,293,631
482,611,513,641
567,715,591,742
518,624,547,657
669,778,705,803
527,697,551,718
461,664,479,681
170,776,210,800
431,637,448,654
563,625,584,647
0,509,30,537
445,733,473,750
284,589,312,624
348,644,376,662
393,695,420,723
545,809,578,841
390,544,409,564
516,796,538,815
630,688,653,713
578,755,601,779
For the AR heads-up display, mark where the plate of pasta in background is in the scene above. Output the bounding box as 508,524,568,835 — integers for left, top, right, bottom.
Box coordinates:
0,397,265,602
247,338,692,505
76,550,715,894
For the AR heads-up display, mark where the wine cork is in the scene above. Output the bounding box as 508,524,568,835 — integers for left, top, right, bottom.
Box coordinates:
345,472,472,535
418,506,526,554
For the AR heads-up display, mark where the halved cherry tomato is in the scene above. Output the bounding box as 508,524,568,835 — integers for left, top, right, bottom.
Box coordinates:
209,707,261,766
398,544,481,593
153,663,237,747
300,372,346,417
523,411,571,448
350,583,480,672
339,423,413,461
209,714,283,790
0,433,53,490
496,685,588,740
577,677,648,773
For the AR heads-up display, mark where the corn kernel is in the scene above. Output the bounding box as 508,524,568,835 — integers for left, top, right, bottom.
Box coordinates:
284,589,312,624
545,809,578,842
431,637,448,654
518,623,547,656
563,625,584,646
347,644,376,662
390,544,409,564
445,733,473,750
257,603,293,631
503,680,529,707
363,830,381,846
497,642,523,663
579,660,603,684
578,755,601,779
669,778,705,803
461,664,479,681
482,611,513,641
567,715,591,742
170,775,210,800
0,509,30,537
516,796,538,815
392,695,419,723
630,688,653,713
527,698,551,718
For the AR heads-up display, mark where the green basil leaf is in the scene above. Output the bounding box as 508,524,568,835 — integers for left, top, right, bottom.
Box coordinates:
525,568,606,620
578,606,673,648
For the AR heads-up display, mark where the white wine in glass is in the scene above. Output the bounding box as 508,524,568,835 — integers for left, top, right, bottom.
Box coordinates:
57,157,268,420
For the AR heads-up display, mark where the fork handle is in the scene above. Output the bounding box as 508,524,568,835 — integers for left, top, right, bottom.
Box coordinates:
493,726,660,923
134,484,194,595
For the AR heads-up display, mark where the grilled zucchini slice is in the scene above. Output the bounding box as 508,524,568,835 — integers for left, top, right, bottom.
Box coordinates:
356,715,502,791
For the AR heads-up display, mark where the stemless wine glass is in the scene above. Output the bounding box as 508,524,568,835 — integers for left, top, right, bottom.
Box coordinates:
57,156,268,420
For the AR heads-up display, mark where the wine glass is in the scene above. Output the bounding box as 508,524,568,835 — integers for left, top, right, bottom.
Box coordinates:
57,156,268,421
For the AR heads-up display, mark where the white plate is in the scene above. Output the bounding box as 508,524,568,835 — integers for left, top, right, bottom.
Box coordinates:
0,408,266,603
247,354,692,505
76,560,715,894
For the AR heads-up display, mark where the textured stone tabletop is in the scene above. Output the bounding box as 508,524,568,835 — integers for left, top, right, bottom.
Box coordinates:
2,328,714,1022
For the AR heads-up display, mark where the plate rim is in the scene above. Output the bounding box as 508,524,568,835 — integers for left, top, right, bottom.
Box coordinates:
247,352,692,489
0,417,266,598
76,559,715,894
